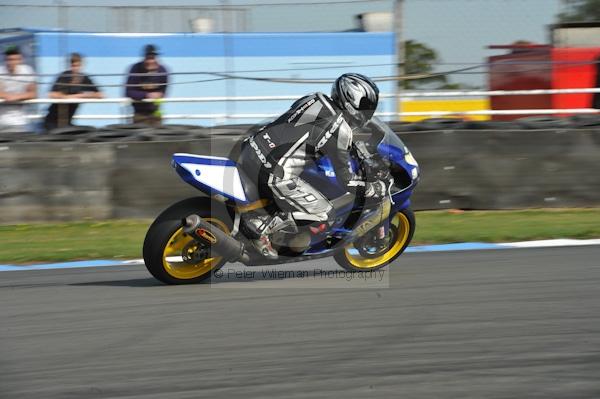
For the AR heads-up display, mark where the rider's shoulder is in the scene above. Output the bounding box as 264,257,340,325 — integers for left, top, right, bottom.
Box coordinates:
313,92,339,116
289,93,315,109
286,93,340,125
291,92,336,109
288,93,329,113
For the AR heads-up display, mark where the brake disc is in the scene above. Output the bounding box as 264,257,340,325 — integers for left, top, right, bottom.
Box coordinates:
355,225,397,259
181,241,209,264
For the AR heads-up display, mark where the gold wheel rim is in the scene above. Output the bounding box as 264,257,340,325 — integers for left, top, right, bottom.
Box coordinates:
162,218,230,280
343,212,410,269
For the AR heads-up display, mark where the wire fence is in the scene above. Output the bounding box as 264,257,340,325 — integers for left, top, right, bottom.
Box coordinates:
0,1,390,34
3,57,600,85
1,1,599,126
2,87,598,124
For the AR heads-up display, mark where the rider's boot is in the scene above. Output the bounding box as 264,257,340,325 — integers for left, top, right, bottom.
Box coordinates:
245,212,295,259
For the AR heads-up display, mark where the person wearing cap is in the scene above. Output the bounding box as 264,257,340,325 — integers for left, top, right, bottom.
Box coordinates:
125,44,169,126
44,52,103,131
0,46,37,133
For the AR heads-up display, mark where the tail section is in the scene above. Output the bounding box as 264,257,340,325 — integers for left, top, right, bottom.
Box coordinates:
172,153,250,203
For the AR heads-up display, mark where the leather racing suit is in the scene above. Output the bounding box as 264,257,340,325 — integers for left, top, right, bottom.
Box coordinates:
240,92,355,226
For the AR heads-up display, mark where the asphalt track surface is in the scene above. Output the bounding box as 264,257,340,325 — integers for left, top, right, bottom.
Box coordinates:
1,246,600,399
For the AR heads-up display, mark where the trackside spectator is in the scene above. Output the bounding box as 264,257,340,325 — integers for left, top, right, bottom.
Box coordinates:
125,44,169,126
44,53,103,131
0,46,36,133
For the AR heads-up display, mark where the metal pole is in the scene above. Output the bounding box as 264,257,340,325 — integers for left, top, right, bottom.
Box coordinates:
393,0,404,122
55,0,67,58
221,0,235,124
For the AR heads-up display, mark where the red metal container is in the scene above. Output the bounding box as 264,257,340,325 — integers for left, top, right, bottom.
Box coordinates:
552,47,600,113
488,43,600,120
488,44,553,121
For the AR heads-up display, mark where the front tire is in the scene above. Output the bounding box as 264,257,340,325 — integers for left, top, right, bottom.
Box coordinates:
334,208,415,272
143,197,233,284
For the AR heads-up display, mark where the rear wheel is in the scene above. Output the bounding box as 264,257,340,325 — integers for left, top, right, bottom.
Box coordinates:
334,208,415,272
143,197,233,284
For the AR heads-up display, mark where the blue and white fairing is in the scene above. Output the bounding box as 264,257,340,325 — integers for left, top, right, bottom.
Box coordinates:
306,118,419,210
171,118,419,212
375,123,420,210
171,153,253,204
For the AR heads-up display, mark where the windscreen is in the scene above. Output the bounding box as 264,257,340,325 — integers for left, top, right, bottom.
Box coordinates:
362,117,407,155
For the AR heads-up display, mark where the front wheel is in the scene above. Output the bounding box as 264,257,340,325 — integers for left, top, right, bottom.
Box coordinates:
334,208,415,272
143,197,233,284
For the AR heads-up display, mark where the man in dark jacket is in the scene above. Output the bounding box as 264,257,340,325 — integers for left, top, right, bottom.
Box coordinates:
239,73,387,259
125,44,168,126
44,53,103,131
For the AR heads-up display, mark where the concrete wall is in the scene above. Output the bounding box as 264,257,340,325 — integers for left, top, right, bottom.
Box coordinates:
1,128,599,224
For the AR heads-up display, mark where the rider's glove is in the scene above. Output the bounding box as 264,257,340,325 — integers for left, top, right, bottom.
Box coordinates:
348,175,367,195
364,180,387,198
347,175,365,190
348,178,387,198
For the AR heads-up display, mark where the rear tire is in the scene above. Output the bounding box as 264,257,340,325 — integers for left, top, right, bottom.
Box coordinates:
334,208,415,272
143,197,233,284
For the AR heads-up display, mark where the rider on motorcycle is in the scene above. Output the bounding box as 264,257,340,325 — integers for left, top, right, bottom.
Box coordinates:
239,73,388,259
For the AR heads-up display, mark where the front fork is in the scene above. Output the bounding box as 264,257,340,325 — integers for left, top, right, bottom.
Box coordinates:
376,221,389,240
352,199,392,239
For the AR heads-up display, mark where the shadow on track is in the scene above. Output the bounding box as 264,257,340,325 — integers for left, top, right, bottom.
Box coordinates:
68,268,381,287
67,273,291,287
70,278,165,288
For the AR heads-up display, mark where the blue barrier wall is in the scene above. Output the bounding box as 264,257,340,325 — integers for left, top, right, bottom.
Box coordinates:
33,32,396,126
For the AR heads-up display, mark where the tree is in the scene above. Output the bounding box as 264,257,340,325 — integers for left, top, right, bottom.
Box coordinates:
557,0,600,22
402,39,464,90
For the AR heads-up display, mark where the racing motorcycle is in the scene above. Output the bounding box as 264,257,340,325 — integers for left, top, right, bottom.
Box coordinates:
143,117,419,284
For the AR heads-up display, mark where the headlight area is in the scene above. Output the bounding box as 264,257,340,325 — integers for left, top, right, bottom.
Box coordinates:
404,151,418,167
403,150,419,180
390,162,414,191
411,167,419,180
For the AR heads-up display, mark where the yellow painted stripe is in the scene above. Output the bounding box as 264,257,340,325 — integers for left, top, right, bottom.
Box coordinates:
400,98,491,122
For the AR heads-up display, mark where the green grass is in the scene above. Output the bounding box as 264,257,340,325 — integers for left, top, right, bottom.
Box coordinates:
0,220,151,264
412,209,600,244
1,209,600,264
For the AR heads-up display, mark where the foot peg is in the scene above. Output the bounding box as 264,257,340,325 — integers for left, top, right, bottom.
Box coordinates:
252,236,279,259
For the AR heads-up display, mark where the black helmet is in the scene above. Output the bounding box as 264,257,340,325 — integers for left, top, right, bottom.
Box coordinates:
331,73,379,126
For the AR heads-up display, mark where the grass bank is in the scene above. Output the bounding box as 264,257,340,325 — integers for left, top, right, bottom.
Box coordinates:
1,209,599,264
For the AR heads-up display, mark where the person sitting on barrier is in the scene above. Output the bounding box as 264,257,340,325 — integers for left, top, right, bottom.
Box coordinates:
125,44,169,127
43,53,103,131
0,46,37,133
238,73,387,259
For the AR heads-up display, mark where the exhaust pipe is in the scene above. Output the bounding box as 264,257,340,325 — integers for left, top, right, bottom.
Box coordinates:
182,214,250,264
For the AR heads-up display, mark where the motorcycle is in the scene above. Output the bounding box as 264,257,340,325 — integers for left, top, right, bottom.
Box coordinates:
143,117,419,284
